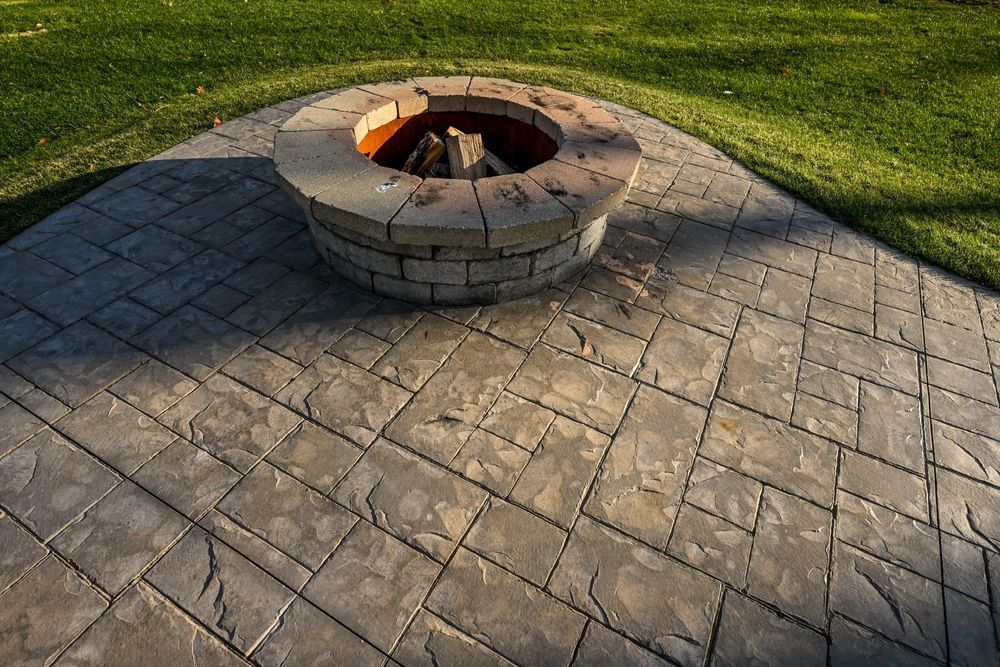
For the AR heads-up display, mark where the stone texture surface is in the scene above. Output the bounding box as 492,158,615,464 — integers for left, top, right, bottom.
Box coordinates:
334,438,487,561
0,430,119,540
58,583,243,666
216,461,355,569
386,331,525,463
719,309,803,420
275,352,410,447
701,400,838,507
251,597,384,666
3,91,999,664
463,497,565,586
0,556,107,666
830,541,946,659
145,528,295,654
636,315,728,405
131,439,240,519
303,520,440,652
549,516,721,665
57,391,177,474
393,609,515,667
585,385,705,547
161,373,301,471
712,591,826,666
746,487,832,627
51,482,188,595
509,416,609,528
449,427,531,494
508,344,635,434
427,548,586,667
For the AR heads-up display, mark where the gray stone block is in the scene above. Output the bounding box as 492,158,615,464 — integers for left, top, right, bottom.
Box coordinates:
534,235,577,272
577,214,608,250
329,261,373,291
435,246,501,261
468,256,530,285
496,269,554,306
345,242,401,277
549,251,591,285
372,274,432,304
402,257,467,285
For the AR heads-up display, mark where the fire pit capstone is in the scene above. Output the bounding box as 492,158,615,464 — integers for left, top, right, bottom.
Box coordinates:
274,76,642,305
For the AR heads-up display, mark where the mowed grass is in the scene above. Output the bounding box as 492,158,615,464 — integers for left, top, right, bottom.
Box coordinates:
2,0,999,287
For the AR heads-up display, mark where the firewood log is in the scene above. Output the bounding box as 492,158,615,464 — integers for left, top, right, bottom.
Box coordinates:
445,127,515,176
402,131,446,176
445,132,487,180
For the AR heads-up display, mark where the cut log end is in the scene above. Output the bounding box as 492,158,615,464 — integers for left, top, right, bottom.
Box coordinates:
446,132,487,181
445,126,515,177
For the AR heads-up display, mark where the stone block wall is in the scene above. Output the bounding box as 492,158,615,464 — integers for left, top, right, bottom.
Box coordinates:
308,214,607,305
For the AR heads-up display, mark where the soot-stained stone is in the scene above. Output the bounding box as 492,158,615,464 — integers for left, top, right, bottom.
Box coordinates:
526,160,627,228
475,174,573,247
391,179,485,248
312,166,421,241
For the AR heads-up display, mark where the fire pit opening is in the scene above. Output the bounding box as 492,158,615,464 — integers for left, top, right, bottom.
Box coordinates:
358,112,558,177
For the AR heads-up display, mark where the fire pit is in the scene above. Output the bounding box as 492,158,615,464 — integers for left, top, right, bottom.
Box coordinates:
274,76,642,304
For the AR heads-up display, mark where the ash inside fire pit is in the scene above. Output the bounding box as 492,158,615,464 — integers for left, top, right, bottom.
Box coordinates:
273,77,642,306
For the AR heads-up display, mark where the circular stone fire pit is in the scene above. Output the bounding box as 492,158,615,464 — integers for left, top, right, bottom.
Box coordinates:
274,76,642,305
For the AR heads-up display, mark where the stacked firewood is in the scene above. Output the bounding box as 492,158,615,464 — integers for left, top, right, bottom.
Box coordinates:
401,127,514,180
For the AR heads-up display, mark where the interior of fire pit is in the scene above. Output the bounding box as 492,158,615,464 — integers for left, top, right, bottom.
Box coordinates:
356,111,558,175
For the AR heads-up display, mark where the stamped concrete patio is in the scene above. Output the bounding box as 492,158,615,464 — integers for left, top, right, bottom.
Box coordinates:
1,88,999,666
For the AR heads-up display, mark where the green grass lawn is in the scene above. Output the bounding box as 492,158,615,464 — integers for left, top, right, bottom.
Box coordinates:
2,0,998,287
